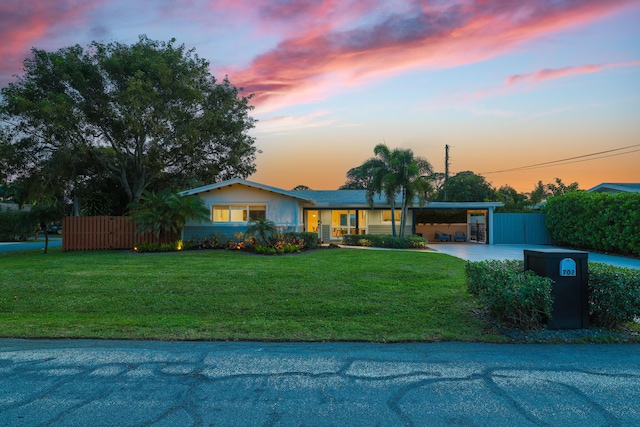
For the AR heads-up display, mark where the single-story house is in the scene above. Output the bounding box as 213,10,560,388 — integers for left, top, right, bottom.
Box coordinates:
586,183,640,194
180,178,504,244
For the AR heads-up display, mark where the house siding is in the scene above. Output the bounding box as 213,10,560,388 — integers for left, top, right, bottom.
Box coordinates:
184,184,304,240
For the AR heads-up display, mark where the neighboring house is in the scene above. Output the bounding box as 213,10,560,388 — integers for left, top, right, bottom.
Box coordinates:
586,183,640,194
181,178,504,244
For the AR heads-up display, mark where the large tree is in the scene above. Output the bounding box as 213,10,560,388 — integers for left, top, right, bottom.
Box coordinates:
439,171,497,202
0,35,257,206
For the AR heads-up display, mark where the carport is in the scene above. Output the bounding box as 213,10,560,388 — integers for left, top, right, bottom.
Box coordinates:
410,202,503,245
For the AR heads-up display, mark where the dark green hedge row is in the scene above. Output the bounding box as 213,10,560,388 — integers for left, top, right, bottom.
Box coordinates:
466,260,640,330
0,209,36,241
465,260,553,330
589,262,640,328
341,234,428,249
544,192,640,256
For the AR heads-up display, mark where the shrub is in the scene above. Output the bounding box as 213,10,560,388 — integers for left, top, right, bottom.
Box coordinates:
465,260,553,330
227,232,253,251
588,263,640,328
184,232,228,250
341,234,427,249
0,209,36,241
282,231,319,249
254,245,277,255
134,240,181,253
544,192,640,256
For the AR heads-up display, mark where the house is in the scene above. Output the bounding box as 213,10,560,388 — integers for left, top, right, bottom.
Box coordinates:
180,178,503,244
586,183,640,194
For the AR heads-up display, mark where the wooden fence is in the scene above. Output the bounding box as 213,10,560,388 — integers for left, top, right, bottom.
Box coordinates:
62,216,179,251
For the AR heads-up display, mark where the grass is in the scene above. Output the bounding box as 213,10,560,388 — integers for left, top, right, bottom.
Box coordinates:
0,247,506,342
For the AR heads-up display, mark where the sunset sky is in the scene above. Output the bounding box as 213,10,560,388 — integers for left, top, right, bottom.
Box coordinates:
1,0,639,193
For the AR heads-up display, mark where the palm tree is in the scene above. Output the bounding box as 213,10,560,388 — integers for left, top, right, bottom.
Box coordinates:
246,218,278,246
363,144,434,237
394,150,433,237
365,144,402,237
128,189,209,242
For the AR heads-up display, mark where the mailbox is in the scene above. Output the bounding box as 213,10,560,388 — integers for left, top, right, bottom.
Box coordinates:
524,249,589,329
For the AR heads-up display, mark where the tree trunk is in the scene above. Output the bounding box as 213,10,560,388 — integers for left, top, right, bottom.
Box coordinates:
390,199,397,237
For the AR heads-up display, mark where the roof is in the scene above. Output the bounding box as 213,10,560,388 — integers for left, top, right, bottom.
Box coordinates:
181,179,504,210
294,190,393,208
179,178,315,202
586,183,640,193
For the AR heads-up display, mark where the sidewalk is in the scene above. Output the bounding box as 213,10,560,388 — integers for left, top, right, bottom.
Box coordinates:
430,243,640,269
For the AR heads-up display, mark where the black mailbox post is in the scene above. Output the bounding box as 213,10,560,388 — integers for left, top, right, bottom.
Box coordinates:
524,249,589,330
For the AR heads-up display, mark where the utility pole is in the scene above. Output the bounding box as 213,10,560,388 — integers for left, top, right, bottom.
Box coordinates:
444,144,450,201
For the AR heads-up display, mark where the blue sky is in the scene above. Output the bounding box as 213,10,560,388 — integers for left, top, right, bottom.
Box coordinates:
1,0,639,192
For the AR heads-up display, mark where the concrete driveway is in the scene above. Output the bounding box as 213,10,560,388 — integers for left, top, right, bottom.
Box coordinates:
1,339,639,426
431,243,640,269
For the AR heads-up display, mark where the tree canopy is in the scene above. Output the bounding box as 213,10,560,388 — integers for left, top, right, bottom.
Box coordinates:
0,35,257,210
440,171,497,202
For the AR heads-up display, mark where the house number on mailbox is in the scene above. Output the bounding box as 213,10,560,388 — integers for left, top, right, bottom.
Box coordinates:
559,258,577,277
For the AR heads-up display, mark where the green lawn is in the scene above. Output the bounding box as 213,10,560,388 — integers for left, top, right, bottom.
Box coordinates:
0,247,504,342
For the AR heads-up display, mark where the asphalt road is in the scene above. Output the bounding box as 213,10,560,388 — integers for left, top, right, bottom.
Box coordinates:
1,339,639,426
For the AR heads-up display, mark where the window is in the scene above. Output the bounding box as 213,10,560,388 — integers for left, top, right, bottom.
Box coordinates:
212,205,266,222
230,206,246,222
382,210,402,222
248,206,266,221
212,205,230,222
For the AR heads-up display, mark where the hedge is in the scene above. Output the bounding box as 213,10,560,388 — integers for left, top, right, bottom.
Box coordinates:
466,260,640,330
544,192,640,256
341,234,428,249
0,209,36,242
588,262,640,328
465,260,553,330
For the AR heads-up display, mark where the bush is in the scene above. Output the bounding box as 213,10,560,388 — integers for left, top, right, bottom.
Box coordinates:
465,260,553,330
134,240,182,253
588,263,640,328
0,209,37,241
184,232,228,250
544,192,640,256
341,234,427,249
254,245,277,255
282,231,319,249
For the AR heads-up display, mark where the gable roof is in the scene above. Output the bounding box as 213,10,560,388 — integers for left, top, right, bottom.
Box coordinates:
179,178,315,202
181,179,504,210
587,183,640,193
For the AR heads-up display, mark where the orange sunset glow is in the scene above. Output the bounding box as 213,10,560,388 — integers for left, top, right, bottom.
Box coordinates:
1,0,638,193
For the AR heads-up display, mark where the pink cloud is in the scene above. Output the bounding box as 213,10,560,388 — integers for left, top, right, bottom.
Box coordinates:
507,60,640,86
226,0,638,112
0,0,102,86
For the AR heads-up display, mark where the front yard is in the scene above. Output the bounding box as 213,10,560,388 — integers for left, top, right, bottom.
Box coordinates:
0,248,504,342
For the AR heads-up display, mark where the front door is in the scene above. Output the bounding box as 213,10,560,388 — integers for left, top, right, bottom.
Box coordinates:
306,210,320,239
